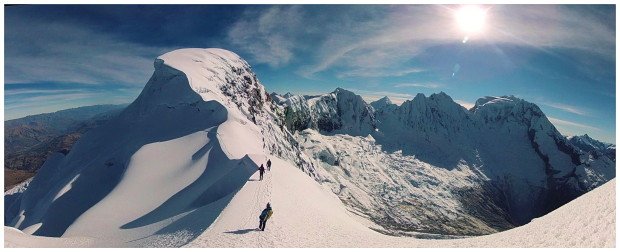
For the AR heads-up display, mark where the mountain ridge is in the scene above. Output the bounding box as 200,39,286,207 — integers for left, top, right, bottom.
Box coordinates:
275,86,614,231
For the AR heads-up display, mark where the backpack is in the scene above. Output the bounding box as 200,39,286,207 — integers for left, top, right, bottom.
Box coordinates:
259,208,269,220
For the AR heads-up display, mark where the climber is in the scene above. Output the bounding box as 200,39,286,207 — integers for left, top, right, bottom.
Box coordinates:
267,159,272,171
258,203,273,231
258,164,265,181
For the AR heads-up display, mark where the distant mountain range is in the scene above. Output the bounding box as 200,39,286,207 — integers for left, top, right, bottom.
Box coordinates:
4,104,126,190
568,134,615,161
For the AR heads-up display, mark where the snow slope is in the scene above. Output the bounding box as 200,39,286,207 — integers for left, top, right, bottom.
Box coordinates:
4,227,94,248
6,156,614,247
188,160,616,248
454,178,615,247
4,48,277,246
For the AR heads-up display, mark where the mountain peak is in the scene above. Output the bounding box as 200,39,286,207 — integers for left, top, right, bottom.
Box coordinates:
154,48,269,121
378,96,392,103
413,93,426,100
568,134,614,153
332,87,356,95
429,91,454,102
370,96,393,111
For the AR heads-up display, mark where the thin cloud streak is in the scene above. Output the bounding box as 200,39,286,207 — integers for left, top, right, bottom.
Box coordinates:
5,89,85,96
337,67,424,78
394,82,442,89
541,102,588,116
548,117,601,132
227,6,303,67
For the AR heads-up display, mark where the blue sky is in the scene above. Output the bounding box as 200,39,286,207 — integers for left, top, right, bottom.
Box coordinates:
4,5,615,143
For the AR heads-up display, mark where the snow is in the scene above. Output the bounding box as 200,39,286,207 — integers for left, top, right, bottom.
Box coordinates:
453,178,616,247
4,227,94,248
6,156,614,247
4,48,270,245
369,96,393,111
292,129,503,235
186,163,615,248
278,88,375,136
4,48,615,248
568,134,614,152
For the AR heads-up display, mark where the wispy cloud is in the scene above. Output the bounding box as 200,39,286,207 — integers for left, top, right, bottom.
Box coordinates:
394,82,442,89
227,6,304,67
4,88,84,96
540,101,589,116
246,5,613,79
337,67,424,78
548,117,601,132
5,16,170,85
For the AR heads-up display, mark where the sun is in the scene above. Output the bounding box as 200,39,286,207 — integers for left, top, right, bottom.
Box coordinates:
455,5,488,36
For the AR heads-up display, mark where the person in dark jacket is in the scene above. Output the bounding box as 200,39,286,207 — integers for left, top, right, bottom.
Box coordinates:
266,159,272,171
258,164,265,181
258,203,273,231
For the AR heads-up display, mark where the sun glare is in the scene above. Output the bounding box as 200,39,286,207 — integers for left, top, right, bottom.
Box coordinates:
456,5,487,36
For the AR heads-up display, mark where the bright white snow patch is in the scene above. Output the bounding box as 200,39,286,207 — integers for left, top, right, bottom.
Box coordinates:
4,158,614,248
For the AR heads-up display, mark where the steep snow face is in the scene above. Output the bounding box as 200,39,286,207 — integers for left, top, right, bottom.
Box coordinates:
396,92,473,139
279,88,376,136
471,96,615,221
3,48,314,245
374,92,477,167
156,48,271,123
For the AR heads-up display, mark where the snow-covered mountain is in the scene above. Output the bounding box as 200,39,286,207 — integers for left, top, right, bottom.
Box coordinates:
4,48,614,246
568,134,615,161
4,48,316,246
275,90,615,235
369,96,394,111
568,134,613,152
273,88,376,136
